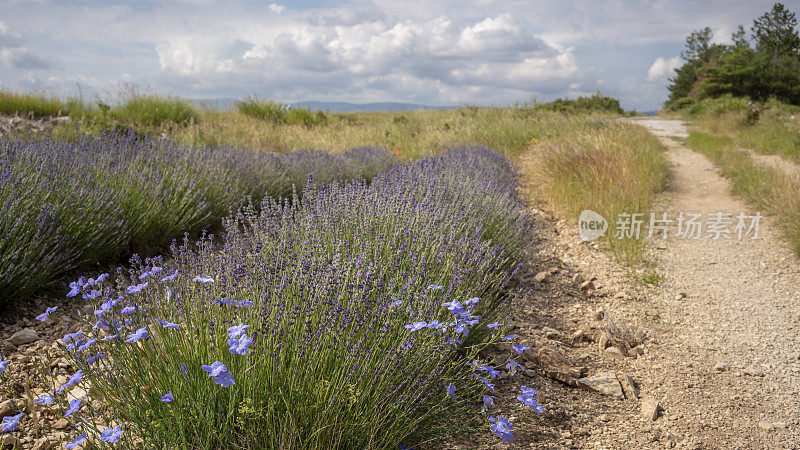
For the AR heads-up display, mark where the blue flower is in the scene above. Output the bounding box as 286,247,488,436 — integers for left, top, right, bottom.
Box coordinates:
82,290,101,300
213,372,235,387
67,279,84,297
442,300,464,315
126,282,148,294
36,306,58,322
486,321,502,329
234,299,254,308
161,391,174,403
511,343,529,355
446,383,456,399
35,394,55,405
0,360,8,374
65,433,86,449
465,297,480,306
488,415,514,443
160,269,180,282
156,319,180,329
404,321,427,331
139,266,162,279
77,338,96,352
55,369,83,393
1,413,23,432
194,275,214,284
125,327,148,343
180,363,188,376
426,285,445,290
483,395,495,408
505,358,524,372
95,273,109,283
120,306,139,314
426,320,444,329
228,334,254,355
502,334,519,341
64,398,81,417
100,425,124,443
101,334,117,341
227,324,250,340
480,365,502,379
86,352,104,364
517,386,545,413
202,361,228,377
62,330,83,343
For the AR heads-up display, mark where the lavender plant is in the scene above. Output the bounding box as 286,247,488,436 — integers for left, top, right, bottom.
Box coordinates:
22,147,543,448
0,130,395,304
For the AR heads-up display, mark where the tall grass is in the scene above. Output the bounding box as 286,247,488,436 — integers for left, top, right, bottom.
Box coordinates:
0,90,69,117
33,147,541,448
522,120,669,263
686,131,800,255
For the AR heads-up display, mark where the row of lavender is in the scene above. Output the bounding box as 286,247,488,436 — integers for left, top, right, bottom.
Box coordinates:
0,129,396,303
20,147,542,448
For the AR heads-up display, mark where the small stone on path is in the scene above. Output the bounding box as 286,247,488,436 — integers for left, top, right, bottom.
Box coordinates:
577,372,624,399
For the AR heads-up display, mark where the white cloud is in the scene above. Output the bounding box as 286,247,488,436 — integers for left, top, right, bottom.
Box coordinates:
268,3,285,14
647,56,681,81
0,21,49,69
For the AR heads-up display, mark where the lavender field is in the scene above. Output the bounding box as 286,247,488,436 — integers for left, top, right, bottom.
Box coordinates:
1,132,545,447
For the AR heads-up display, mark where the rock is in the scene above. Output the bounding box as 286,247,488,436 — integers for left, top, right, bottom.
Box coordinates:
603,347,625,360
580,280,595,292
542,327,562,339
674,292,686,300
0,399,15,418
629,345,645,357
32,438,53,450
743,366,764,377
577,372,624,399
2,435,19,447
618,373,639,400
640,397,662,421
597,333,611,351
49,116,70,124
52,418,70,430
537,346,583,386
547,267,559,275
572,274,583,284
8,328,39,346
593,309,605,321
570,329,590,343
758,421,774,431
773,421,787,429
534,271,549,283
524,369,537,378
2,341,16,353
714,362,729,373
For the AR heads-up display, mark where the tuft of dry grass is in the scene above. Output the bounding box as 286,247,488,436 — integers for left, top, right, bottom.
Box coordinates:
521,120,669,264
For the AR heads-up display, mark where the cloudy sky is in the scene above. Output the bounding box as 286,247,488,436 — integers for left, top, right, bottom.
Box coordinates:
0,0,788,111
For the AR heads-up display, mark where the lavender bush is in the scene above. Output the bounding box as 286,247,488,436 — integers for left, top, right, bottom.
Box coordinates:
0,130,395,303
24,147,543,448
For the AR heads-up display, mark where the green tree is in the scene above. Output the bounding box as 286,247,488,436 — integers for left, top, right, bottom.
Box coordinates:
752,2,800,61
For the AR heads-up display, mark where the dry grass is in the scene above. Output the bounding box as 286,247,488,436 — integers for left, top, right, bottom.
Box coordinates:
521,120,669,264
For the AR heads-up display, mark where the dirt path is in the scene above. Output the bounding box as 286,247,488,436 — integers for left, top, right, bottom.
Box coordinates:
618,117,800,448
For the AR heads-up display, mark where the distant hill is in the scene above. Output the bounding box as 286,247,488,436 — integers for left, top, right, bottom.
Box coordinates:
191,98,452,113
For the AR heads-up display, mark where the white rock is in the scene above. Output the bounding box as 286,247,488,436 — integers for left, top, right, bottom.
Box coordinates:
8,328,39,346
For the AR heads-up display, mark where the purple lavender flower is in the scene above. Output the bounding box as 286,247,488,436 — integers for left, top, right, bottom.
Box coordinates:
100,425,124,443
487,321,502,329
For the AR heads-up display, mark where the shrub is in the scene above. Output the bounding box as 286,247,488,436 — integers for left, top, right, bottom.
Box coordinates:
111,95,200,127
286,107,327,127
0,90,69,117
235,96,287,123
32,147,543,448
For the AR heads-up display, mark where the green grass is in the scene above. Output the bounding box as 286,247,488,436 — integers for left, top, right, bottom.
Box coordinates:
0,90,70,117
686,130,800,255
